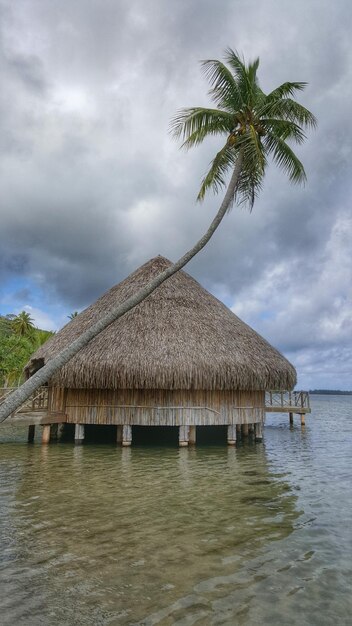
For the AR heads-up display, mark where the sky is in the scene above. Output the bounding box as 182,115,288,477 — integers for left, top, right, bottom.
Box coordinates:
1,0,351,390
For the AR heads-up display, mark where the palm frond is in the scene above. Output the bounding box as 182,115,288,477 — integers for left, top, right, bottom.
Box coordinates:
197,143,237,202
236,166,264,210
264,133,307,184
235,133,267,209
261,118,307,144
200,59,243,110
225,48,260,107
261,98,317,129
169,107,233,148
224,48,247,82
247,57,260,102
249,124,265,170
248,57,260,83
266,81,307,100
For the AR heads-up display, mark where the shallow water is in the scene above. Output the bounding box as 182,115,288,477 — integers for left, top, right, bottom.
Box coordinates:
0,396,351,625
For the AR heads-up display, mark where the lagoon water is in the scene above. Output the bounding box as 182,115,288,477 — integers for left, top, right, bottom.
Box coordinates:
0,395,351,625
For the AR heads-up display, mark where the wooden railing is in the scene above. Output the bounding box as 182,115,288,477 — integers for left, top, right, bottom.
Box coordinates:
0,386,49,414
265,391,310,412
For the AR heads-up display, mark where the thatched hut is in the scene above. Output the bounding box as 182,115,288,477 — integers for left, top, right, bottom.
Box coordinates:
25,256,296,445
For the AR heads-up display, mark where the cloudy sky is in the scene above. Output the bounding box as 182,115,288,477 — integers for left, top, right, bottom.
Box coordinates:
1,0,351,389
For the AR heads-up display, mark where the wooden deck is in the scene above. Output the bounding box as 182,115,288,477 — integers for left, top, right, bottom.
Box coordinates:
5,412,67,425
0,386,49,413
265,391,311,414
0,387,66,426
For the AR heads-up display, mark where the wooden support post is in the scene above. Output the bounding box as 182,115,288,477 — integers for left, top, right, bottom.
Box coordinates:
116,425,123,444
236,424,241,439
57,423,65,441
50,423,58,441
189,425,196,445
122,424,132,447
42,424,51,445
179,425,189,447
227,424,237,446
28,424,35,443
248,423,255,435
289,412,294,426
255,422,263,442
242,423,249,437
74,423,85,445
300,414,305,427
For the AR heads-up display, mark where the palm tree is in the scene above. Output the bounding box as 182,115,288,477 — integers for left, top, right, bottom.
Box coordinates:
68,312,79,320
0,49,316,422
171,49,315,205
12,311,35,337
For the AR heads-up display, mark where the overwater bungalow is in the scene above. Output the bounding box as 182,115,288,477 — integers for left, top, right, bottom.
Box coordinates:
16,256,299,446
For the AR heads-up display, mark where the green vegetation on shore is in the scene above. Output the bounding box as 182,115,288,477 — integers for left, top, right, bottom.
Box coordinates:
0,313,54,387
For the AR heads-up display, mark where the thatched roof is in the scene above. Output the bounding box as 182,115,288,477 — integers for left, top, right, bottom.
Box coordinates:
26,256,296,390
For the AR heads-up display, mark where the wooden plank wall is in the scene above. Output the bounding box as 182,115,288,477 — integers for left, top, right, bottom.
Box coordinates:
50,388,265,425
49,387,66,413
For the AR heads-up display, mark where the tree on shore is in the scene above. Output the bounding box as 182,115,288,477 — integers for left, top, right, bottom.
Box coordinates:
11,311,35,337
0,314,54,387
32,329,56,350
0,334,34,387
0,314,16,337
0,49,316,421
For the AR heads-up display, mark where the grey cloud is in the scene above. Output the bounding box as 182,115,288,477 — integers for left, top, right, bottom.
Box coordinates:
6,53,48,94
0,0,352,388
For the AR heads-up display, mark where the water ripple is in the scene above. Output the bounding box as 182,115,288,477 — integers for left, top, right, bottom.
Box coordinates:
0,396,351,624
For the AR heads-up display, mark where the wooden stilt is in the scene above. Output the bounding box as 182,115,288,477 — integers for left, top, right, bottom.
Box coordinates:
50,423,58,441
300,414,305,427
74,423,85,445
248,423,254,435
179,425,189,447
28,424,35,443
122,424,132,446
42,424,51,445
189,425,196,445
227,424,237,446
255,422,263,442
289,412,294,426
236,424,241,439
242,423,249,437
116,425,123,444
57,423,65,441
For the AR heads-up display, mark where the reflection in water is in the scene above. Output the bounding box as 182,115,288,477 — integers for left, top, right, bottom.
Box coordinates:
0,441,298,625
1,396,352,625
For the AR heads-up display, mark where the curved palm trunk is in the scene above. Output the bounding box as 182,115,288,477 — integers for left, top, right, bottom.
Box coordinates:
0,153,243,422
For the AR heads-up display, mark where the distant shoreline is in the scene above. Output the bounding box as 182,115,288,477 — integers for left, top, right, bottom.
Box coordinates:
309,390,352,395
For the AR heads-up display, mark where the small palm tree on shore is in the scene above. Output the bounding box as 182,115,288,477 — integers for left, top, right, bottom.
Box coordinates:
12,311,35,337
0,49,316,421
